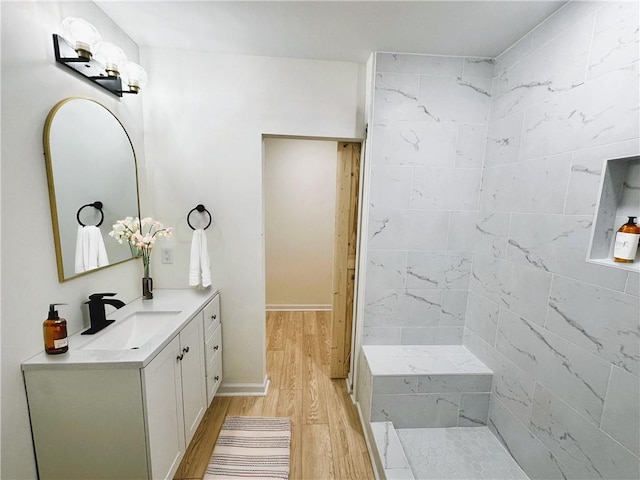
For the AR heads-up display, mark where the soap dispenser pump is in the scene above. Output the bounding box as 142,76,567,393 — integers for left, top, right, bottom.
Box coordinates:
43,303,68,354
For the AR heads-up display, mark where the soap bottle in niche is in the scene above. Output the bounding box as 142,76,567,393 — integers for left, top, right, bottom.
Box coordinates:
614,216,640,263
43,303,68,354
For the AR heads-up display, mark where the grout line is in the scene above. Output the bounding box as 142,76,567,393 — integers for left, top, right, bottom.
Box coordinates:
561,151,577,215
599,364,615,430
584,10,598,84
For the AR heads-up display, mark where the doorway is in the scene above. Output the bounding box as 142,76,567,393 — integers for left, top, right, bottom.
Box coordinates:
263,137,362,380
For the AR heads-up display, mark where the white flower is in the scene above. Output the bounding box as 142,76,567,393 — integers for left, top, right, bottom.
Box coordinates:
109,216,173,262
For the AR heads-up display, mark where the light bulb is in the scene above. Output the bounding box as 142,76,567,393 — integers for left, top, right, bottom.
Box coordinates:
60,17,102,60
94,41,127,77
121,61,148,93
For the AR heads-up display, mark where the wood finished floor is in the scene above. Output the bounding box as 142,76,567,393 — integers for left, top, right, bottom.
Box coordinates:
174,310,375,480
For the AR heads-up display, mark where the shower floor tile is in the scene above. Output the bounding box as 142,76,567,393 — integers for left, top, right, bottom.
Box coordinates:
396,427,529,480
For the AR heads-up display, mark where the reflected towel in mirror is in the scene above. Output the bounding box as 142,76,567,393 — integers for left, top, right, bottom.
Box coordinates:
189,229,211,288
75,225,109,273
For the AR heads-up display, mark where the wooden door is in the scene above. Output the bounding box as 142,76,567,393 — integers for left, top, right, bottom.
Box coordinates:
330,142,360,378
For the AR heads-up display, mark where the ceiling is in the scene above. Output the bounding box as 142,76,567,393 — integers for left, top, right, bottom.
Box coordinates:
95,1,568,63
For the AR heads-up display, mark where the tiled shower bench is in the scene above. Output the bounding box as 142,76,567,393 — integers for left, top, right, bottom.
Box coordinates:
358,345,494,429
357,345,529,479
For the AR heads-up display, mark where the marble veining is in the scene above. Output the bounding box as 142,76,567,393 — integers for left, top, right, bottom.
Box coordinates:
474,212,510,258
587,1,640,81
530,384,640,480
418,75,492,125
507,214,628,290
407,252,472,290
367,210,449,251
519,63,639,160
488,395,571,480
364,289,443,327
397,427,529,480
457,77,491,97
470,254,553,325
546,276,640,376
484,110,524,167
371,122,458,166
491,14,594,121
480,154,573,214
496,310,610,425
462,58,496,78
370,422,413,473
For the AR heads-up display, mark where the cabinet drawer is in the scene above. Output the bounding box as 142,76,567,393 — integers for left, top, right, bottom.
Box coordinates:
206,355,222,405
205,324,222,366
203,294,220,341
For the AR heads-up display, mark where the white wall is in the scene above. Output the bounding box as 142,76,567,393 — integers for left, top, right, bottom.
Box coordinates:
1,3,147,478
140,47,365,390
264,138,337,309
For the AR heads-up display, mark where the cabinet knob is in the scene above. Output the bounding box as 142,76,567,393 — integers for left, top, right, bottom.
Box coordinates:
182,346,190,354
176,353,184,361
214,375,220,382
214,345,219,351
211,314,217,320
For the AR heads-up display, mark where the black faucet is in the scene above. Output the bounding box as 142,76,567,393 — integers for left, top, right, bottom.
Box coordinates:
82,293,126,335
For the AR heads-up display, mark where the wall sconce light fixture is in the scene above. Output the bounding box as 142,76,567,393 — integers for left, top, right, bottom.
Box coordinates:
54,17,148,97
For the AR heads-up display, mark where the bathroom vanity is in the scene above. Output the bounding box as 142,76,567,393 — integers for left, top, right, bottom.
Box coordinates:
22,289,222,480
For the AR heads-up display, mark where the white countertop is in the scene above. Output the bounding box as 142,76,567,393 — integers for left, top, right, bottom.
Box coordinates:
22,289,217,371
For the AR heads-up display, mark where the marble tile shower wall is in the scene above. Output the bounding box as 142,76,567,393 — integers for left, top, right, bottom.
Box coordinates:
364,52,494,345
464,2,639,479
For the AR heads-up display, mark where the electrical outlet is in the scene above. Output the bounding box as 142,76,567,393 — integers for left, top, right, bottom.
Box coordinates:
161,248,173,264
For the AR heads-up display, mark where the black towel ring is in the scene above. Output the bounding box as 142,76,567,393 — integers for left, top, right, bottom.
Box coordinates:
76,201,104,227
187,204,212,230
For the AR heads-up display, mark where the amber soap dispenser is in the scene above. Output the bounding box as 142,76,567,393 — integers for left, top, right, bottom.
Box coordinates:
614,216,640,263
43,303,68,354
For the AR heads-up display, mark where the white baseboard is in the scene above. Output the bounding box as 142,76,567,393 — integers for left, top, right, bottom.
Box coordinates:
266,304,331,311
216,376,270,397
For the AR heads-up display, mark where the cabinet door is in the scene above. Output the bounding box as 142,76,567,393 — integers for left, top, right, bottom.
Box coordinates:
179,312,207,445
143,336,185,480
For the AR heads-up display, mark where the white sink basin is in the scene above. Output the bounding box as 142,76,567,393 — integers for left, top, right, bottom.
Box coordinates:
79,310,181,351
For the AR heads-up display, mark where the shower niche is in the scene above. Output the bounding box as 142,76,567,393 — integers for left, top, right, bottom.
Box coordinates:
587,155,640,272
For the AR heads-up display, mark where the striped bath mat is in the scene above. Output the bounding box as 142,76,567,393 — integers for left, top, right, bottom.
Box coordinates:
205,416,291,479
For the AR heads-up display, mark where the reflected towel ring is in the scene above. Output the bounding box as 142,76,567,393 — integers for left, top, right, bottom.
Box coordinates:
187,204,212,230
76,201,104,227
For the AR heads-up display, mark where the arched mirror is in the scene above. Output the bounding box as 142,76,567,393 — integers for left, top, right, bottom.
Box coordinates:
44,97,140,281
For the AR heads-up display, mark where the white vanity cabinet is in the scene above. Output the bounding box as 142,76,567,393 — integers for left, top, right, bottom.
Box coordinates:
22,290,218,480
143,313,207,479
203,293,223,405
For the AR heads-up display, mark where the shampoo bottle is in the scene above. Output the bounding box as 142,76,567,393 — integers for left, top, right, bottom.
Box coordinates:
43,303,68,354
614,216,640,263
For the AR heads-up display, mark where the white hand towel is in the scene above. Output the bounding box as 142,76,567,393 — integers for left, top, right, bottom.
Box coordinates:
189,229,211,288
75,225,109,274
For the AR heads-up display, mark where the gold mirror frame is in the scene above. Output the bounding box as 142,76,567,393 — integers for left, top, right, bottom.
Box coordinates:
44,97,141,281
